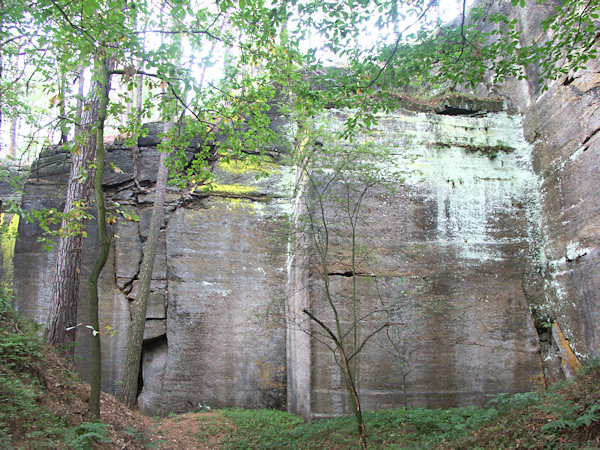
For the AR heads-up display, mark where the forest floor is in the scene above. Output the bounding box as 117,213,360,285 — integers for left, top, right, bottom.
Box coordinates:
1,295,599,449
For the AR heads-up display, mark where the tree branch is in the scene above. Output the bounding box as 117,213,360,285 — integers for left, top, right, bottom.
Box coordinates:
363,0,438,91
347,322,402,362
302,308,342,350
49,0,97,45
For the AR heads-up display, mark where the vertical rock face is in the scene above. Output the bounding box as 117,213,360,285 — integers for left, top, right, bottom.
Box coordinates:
9,1,600,412
11,102,553,416
287,108,546,418
138,168,293,413
470,0,600,368
522,71,600,360
12,125,294,411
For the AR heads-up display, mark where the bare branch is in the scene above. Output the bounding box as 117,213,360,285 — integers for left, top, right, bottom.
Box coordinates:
348,322,403,362
302,308,343,351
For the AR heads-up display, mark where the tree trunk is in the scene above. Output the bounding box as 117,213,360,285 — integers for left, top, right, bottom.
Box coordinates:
46,71,100,354
340,350,368,449
8,115,17,158
87,57,113,419
58,70,69,144
302,303,370,448
117,122,171,409
74,67,85,139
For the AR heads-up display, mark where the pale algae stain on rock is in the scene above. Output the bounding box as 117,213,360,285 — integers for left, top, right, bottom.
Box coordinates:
293,107,546,417
469,0,600,360
210,183,259,197
218,158,281,175
313,109,539,263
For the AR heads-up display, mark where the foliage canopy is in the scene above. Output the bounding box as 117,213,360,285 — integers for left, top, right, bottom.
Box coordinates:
0,0,597,162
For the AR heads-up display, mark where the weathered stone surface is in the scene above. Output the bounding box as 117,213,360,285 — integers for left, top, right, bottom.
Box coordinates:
143,319,167,342
103,146,134,186
138,338,168,415
96,254,133,394
28,146,70,181
12,119,294,408
114,219,141,284
468,0,600,363
0,163,27,205
552,322,584,378
137,188,181,205
136,195,289,413
523,72,600,359
13,179,131,394
137,122,167,147
127,279,167,319
287,108,546,418
13,105,554,417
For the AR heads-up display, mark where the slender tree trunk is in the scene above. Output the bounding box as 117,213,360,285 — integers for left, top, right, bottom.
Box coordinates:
87,57,113,419
117,122,171,408
58,70,69,144
46,72,100,354
340,351,367,450
74,67,85,140
303,308,368,449
8,115,17,158
118,12,178,406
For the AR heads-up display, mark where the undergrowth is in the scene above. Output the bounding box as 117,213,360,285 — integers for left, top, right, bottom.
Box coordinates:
162,361,599,449
0,293,111,448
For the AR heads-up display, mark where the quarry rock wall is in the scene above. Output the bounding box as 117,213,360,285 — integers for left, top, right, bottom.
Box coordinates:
11,100,553,417
471,0,600,378
5,0,600,418
288,107,546,418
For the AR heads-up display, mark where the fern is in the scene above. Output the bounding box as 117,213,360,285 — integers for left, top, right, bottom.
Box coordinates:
65,421,112,449
539,401,600,433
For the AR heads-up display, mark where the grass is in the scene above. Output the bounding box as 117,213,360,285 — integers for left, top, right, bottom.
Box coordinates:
158,406,497,449
157,406,503,449
158,363,599,449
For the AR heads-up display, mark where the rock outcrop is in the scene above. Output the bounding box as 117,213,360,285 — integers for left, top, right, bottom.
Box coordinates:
288,107,546,418
12,121,293,411
5,0,599,418
469,0,600,383
11,98,553,417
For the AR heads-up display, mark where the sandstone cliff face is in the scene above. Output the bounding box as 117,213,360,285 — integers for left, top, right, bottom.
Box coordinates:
288,107,545,418
11,123,293,412
6,1,599,417
470,0,600,379
10,99,551,417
